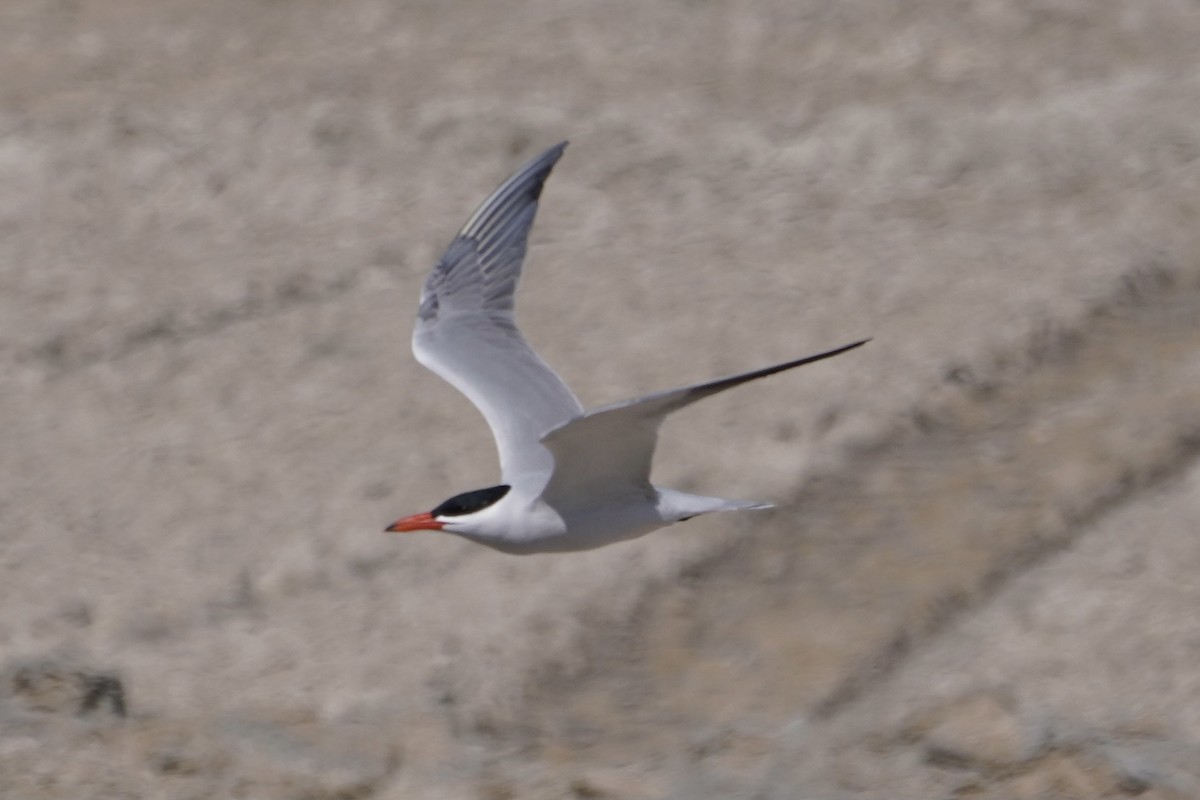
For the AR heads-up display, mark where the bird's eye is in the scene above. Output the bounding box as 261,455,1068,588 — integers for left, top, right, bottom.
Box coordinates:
431,485,511,517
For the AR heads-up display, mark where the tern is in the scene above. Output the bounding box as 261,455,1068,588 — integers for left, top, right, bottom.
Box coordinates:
386,142,867,554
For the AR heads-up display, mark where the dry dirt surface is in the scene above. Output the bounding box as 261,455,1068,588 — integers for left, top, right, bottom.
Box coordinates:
3,1,1200,798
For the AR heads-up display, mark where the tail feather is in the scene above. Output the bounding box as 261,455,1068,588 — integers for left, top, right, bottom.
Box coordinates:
656,488,775,522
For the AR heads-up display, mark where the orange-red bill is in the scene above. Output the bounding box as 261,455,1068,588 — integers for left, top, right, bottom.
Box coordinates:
385,511,445,533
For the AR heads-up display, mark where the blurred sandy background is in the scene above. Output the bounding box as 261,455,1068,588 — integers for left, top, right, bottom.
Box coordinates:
3,1,1200,797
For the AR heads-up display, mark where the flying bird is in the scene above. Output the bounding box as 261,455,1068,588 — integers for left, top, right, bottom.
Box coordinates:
386,142,867,554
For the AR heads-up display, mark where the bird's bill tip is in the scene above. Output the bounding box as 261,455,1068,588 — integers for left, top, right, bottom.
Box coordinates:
385,511,445,533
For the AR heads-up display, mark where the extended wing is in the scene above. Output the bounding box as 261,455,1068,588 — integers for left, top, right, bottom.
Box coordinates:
540,339,869,509
412,143,584,489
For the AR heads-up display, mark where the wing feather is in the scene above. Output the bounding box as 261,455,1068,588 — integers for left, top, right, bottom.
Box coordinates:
413,143,583,488
540,340,869,508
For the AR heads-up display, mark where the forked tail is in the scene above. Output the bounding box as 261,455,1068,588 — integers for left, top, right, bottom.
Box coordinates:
655,488,775,523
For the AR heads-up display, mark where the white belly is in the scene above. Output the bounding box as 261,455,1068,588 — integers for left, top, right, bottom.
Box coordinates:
489,498,667,555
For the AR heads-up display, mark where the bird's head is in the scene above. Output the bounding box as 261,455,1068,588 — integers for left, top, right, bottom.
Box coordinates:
385,484,512,536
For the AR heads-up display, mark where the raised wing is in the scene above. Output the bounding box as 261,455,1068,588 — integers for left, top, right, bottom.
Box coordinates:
413,142,584,489
540,339,869,509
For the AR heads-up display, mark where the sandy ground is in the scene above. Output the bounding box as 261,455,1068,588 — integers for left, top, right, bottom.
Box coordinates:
2,1,1200,797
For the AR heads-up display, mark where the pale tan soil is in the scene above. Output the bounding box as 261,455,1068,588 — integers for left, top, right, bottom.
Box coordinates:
2,1,1200,798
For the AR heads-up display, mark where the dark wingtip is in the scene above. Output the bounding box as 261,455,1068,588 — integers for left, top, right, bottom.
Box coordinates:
525,140,569,180
525,140,568,170
458,142,569,241
844,337,871,351
800,337,870,364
